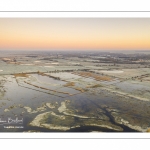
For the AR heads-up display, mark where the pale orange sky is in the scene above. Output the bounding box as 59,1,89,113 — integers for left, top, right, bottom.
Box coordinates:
0,18,150,51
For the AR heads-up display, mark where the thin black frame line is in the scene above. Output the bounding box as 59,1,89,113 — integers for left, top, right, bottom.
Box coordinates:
0,11,150,12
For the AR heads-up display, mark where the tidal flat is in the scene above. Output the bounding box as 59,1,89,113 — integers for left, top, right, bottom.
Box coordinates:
0,73,150,132
0,51,150,132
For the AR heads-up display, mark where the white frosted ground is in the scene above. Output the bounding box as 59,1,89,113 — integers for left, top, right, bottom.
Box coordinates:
20,64,34,66
100,70,124,73
34,61,41,63
44,66,54,68
51,63,59,65
69,62,80,65
3,58,11,60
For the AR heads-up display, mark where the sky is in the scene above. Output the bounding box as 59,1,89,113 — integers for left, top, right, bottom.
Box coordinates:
0,18,150,51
